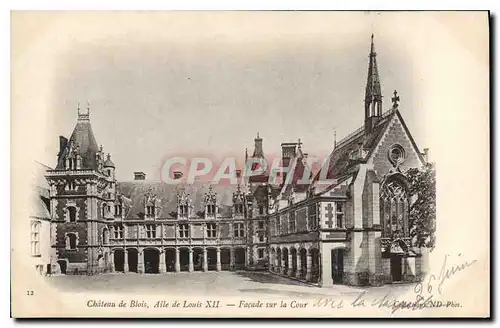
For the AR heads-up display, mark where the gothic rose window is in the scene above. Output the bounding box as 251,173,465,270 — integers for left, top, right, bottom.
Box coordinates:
380,178,408,238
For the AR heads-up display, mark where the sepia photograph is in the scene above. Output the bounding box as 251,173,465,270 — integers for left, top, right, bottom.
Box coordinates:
10,11,489,318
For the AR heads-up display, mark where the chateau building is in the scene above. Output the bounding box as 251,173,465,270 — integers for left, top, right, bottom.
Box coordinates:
42,35,429,286
267,35,429,286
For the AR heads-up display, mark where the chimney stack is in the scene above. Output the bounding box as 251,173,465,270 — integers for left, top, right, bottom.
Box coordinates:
281,142,297,159
134,172,146,180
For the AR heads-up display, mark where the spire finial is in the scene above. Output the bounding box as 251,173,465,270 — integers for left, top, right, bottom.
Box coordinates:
334,130,337,148
370,33,376,56
297,138,302,149
257,132,260,139
391,90,400,109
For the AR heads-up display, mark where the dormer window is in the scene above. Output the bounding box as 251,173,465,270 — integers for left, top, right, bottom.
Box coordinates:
206,204,216,215
115,204,123,216
179,204,188,217
146,205,155,217
234,203,244,215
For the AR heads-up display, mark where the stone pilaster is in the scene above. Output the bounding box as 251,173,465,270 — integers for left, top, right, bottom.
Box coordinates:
295,251,302,279
305,252,312,281
203,248,208,272
216,248,221,272
137,249,144,273
175,248,180,273
159,250,166,274
188,249,194,272
287,251,293,276
124,249,129,273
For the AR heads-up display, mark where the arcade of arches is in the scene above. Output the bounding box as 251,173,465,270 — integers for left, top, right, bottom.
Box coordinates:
110,247,247,273
269,245,323,284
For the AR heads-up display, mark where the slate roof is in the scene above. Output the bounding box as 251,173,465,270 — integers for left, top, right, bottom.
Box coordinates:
313,109,396,193
31,193,51,219
116,181,242,219
55,121,100,170
104,154,115,168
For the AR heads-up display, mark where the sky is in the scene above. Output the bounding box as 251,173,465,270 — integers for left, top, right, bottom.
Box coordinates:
12,11,488,182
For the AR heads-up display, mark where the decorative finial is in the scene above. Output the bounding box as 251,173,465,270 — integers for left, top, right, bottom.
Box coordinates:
334,130,337,148
392,90,400,109
297,138,302,149
257,132,260,139
77,100,90,121
245,148,248,161
107,153,111,160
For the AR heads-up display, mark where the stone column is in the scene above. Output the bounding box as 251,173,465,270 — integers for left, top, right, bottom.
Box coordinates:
287,251,293,276
295,252,302,279
110,251,115,273
137,249,144,274
175,248,181,273
230,248,235,271
216,248,221,272
124,249,129,273
203,248,208,272
159,250,166,274
188,248,194,272
305,251,312,281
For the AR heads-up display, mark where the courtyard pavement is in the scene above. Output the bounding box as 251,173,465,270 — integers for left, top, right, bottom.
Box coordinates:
46,271,414,299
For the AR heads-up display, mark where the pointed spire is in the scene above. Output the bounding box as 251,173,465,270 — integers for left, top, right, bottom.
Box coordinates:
370,33,375,56
364,34,383,134
365,34,382,118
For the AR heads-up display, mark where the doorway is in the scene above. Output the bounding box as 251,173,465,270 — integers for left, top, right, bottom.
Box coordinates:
128,249,138,273
144,249,159,274
391,257,402,282
331,248,344,284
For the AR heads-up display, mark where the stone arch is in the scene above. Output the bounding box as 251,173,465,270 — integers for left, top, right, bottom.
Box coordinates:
178,247,191,272
206,247,218,271
270,247,276,271
309,248,320,283
127,248,139,272
143,248,160,274
299,248,307,280
113,249,125,272
164,248,176,272
56,259,68,275
234,247,246,270
220,247,231,271
380,174,410,239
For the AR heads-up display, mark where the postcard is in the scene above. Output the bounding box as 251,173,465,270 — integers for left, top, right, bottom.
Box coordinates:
11,11,490,318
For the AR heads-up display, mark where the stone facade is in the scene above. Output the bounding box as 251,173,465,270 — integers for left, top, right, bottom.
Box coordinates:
43,35,430,287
